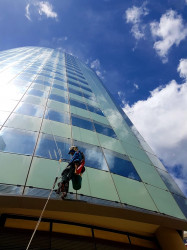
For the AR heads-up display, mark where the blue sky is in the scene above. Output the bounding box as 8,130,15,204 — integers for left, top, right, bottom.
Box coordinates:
0,0,187,196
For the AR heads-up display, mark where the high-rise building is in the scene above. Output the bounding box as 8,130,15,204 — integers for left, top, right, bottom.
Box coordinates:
0,47,186,249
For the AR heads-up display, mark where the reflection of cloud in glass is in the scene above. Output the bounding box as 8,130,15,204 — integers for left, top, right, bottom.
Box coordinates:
0,136,6,151
104,152,115,170
85,148,108,171
128,172,137,180
158,168,185,197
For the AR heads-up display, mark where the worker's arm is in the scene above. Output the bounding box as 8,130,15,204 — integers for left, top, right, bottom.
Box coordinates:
67,152,80,166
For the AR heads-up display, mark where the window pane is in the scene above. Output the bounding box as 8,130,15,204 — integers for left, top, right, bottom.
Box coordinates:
70,99,87,110
34,80,51,86
82,92,93,99
71,114,94,131
35,133,71,161
27,89,45,97
45,108,70,124
78,79,88,85
68,80,79,88
67,75,78,82
173,194,187,218
0,127,37,155
69,87,83,96
53,84,67,91
54,76,65,82
87,104,104,116
157,168,185,197
94,122,117,138
49,94,68,104
103,149,141,181
80,85,92,93
15,102,44,118
74,141,108,171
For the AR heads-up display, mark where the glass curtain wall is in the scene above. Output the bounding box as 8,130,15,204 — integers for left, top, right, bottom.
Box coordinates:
0,47,186,221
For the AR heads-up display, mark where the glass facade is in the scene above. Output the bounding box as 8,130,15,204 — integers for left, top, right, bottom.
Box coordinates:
0,46,186,222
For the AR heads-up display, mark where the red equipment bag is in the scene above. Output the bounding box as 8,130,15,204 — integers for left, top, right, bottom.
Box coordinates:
76,160,85,174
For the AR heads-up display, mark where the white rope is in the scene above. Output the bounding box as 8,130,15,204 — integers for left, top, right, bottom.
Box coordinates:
26,60,67,249
26,176,60,250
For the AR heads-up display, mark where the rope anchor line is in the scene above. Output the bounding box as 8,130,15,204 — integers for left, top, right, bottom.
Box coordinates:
26,70,65,249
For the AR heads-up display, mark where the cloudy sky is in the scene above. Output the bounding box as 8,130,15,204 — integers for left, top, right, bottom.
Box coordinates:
0,0,187,195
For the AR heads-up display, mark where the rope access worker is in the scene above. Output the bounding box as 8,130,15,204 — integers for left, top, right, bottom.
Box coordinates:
56,146,85,199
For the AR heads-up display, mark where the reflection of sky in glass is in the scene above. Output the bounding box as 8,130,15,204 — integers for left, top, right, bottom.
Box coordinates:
15,102,44,118
75,141,108,171
94,123,117,138
49,94,68,104
173,194,187,218
147,152,166,171
71,115,94,131
0,127,37,155
157,168,185,197
27,89,46,98
103,148,141,181
35,133,71,161
45,108,70,124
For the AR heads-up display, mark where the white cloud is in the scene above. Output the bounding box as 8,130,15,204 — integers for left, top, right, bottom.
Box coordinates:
123,77,187,195
134,83,139,89
118,91,126,105
90,59,100,70
37,1,57,19
25,4,31,21
177,58,187,79
25,1,58,21
125,2,149,40
90,59,105,80
150,10,187,63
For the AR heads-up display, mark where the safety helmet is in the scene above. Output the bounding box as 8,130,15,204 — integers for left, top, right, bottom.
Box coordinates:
68,146,78,154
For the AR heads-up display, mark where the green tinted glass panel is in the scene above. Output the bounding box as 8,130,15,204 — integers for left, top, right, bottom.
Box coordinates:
22,95,47,106
115,129,140,148
70,106,90,119
145,184,185,219
0,152,31,185
69,93,84,102
51,88,67,97
26,157,66,189
87,167,120,202
146,151,166,171
5,113,42,132
72,126,100,146
47,100,69,113
89,113,110,126
121,142,152,165
130,157,168,190
112,174,158,211
85,98,99,108
76,168,91,196
98,134,125,155
41,119,71,139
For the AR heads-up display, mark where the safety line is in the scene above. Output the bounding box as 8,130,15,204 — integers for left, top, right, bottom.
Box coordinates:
26,55,67,249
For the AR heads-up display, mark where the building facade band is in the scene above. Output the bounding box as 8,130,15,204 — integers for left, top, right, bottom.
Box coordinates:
0,47,186,249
